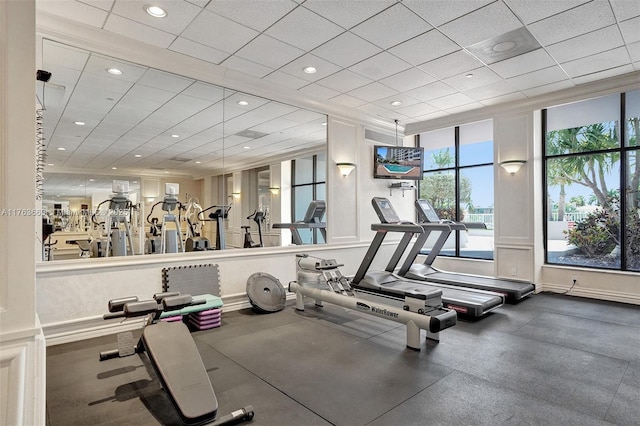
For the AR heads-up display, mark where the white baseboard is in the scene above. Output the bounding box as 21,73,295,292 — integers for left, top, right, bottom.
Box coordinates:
539,283,640,305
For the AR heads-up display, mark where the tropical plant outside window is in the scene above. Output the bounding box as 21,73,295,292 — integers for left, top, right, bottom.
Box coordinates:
418,120,494,260
544,91,639,271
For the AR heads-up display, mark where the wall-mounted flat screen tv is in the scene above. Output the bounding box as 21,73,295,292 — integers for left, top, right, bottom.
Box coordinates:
373,145,424,180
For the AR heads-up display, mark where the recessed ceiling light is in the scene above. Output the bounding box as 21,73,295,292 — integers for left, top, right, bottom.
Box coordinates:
303,66,317,74
390,100,402,106
171,134,180,138
132,181,138,184
321,122,327,126
134,154,142,158
466,73,474,78
79,184,84,187
106,68,122,75
57,147,66,151
74,121,85,126
145,5,167,18
492,41,516,52
111,167,117,170
243,146,250,149
164,171,170,174
47,163,54,166
88,178,95,182
237,100,249,106
195,161,201,164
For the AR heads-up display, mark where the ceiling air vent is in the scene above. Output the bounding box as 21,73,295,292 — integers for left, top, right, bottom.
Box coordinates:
235,129,269,139
170,156,192,162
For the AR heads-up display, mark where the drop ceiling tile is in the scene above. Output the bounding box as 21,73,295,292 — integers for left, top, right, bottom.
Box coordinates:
168,37,230,65
351,3,432,49
619,16,640,44
282,109,325,124
610,0,640,21
84,54,147,83
42,41,90,72
316,69,372,93
181,82,224,103
403,0,492,27
429,93,475,110
348,52,412,81
185,0,209,7
379,67,436,92
405,81,457,102
506,65,569,90
329,93,367,108
443,67,502,91
104,15,176,48
103,107,151,125
490,48,557,79
235,35,304,69
546,25,625,64
124,84,175,104
439,1,522,47
445,102,484,115
463,80,519,101
111,0,202,34
629,41,640,63
262,70,309,90
418,50,483,80
181,9,259,54
347,82,397,103
78,0,114,12
297,83,341,100
355,103,409,122
373,93,421,110
520,80,575,97
527,1,616,46
303,0,395,29
311,32,381,68
205,0,296,32
388,30,460,66
479,92,527,106
265,6,344,51
137,68,194,93
393,102,439,119
561,46,631,77
571,64,636,85
37,0,107,27
503,0,590,24
280,55,341,84
221,55,273,78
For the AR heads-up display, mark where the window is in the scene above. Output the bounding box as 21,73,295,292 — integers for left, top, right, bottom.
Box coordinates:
418,119,494,260
544,90,639,271
291,152,326,244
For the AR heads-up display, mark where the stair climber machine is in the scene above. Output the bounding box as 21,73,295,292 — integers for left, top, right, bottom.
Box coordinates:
90,180,136,257
405,199,535,303
146,183,185,254
184,196,212,251
289,254,457,350
200,204,232,250
100,292,255,426
242,210,265,248
354,197,505,319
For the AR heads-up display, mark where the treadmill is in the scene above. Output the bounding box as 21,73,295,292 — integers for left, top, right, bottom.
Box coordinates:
351,198,505,318
404,199,535,303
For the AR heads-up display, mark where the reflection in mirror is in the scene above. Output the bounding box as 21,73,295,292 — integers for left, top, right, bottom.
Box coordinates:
39,40,327,260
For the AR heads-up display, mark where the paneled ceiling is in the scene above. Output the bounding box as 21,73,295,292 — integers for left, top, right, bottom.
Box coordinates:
37,0,640,196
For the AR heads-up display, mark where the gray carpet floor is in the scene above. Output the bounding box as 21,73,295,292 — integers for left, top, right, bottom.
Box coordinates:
46,293,640,425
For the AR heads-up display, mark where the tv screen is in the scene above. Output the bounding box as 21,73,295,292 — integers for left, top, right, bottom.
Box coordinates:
373,145,424,180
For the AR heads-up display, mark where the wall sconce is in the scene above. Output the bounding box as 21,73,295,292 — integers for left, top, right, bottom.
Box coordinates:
232,192,241,199
145,196,155,204
500,160,526,175
336,162,356,178
269,187,280,195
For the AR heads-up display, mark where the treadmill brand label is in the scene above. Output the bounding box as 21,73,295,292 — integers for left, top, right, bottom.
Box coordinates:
446,304,468,314
356,302,371,311
371,306,399,319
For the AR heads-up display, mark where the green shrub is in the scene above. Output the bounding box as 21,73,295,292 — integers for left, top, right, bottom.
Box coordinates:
564,208,619,257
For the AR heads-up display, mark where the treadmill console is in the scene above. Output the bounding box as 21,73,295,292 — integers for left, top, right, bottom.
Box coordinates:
415,199,440,223
371,197,401,224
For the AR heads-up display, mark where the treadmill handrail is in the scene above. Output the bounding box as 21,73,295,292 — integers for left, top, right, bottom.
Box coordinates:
371,222,424,233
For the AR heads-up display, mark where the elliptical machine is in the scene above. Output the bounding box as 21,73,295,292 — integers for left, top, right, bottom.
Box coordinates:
242,210,265,248
146,183,185,254
91,180,135,257
184,196,212,252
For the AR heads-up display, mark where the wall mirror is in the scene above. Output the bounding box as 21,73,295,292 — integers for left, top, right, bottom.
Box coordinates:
39,39,327,261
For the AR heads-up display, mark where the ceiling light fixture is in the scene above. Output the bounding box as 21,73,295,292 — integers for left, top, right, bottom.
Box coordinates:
237,100,249,106
243,146,250,149
74,121,85,125
303,66,317,74
57,147,66,151
112,167,117,170
171,134,179,138
466,73,474,78
390,100,402,106
47,163,54,166
106,68,123,75
89,179,95,182
195,161,201,164
145,5,167,18
493,41,516,52
134,154,142,158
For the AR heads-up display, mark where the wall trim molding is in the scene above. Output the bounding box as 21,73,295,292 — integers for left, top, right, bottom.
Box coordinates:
538,284,640,305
